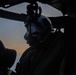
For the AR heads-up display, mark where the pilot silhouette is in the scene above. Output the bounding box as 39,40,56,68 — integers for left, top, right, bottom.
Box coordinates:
0,14,65,75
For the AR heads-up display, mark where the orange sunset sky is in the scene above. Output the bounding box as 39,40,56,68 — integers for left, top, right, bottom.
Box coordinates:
0,19,29,55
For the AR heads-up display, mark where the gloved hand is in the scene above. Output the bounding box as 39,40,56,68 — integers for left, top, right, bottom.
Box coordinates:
0,40,6,70
0,40,17,74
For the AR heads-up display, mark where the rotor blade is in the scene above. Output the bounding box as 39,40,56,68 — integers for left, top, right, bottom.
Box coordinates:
0,9,27,21
0,9,67,28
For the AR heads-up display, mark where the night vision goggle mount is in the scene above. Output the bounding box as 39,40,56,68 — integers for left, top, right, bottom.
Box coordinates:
26,2,42,17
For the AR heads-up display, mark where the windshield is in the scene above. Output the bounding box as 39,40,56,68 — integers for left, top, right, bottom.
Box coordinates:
0,2,63,71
